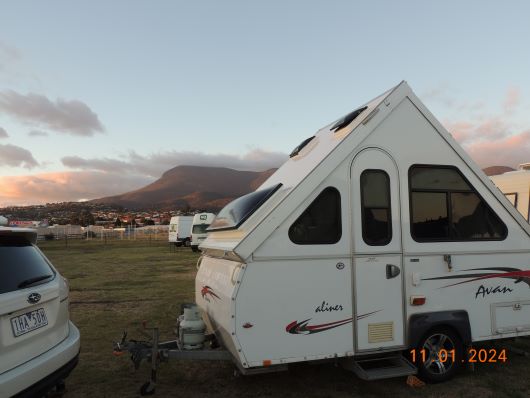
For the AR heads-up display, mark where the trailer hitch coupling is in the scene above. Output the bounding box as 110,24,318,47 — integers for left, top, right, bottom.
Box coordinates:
112,306,231,395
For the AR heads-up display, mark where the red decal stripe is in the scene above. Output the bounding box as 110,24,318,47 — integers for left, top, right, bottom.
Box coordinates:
442,270,530,288
306,317,353,330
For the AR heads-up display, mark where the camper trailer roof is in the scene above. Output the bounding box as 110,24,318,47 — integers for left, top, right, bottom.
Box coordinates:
202,81,530,261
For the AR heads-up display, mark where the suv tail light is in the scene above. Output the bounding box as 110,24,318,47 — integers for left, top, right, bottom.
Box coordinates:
59,276,69,301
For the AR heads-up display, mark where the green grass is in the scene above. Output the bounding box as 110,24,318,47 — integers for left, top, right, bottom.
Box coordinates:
40,240,530,398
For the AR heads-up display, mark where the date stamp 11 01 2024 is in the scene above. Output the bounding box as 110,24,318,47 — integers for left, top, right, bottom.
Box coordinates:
410,348,508,364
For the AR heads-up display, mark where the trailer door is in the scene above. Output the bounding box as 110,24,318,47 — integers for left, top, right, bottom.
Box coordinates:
351,148,405,352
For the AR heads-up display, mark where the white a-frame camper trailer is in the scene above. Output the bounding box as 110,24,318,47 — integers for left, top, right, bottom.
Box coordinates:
195,82,530,383
114,82,530,392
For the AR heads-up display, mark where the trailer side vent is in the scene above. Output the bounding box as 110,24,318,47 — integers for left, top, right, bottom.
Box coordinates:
290,136,315,158
330,106,368,132
368,322,394,343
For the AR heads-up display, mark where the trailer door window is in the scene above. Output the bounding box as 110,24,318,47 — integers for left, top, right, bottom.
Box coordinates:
289,187,341,244
361,170,392,245
410,165,507,241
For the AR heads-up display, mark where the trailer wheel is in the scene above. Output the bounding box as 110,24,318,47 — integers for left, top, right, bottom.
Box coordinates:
140,381,155,396
416,327,463,383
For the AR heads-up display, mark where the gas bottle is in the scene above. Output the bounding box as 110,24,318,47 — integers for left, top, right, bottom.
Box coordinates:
178,304,206,349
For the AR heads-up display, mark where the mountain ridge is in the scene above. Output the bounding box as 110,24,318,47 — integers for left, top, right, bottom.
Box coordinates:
91,165,276,210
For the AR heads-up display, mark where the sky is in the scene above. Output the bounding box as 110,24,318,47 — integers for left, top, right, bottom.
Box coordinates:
1,0,530,206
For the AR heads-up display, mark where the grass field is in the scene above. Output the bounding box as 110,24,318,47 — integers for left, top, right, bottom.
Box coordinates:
39,240,530,398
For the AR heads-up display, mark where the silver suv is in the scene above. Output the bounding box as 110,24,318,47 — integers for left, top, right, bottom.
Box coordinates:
0,226,80,397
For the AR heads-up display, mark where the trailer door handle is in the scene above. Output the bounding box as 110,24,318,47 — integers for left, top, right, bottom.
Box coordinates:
386,264,401,279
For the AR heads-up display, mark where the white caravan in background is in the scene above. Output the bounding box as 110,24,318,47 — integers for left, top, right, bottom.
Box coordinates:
191,213,215,252
490,163,530,222
195,82,530,383
168,216,193,247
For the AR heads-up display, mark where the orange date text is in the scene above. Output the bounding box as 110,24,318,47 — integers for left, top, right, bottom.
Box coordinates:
409,348,507,364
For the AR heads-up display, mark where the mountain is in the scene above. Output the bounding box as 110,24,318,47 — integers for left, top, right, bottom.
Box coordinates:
91,165,276,210
483,166,515,176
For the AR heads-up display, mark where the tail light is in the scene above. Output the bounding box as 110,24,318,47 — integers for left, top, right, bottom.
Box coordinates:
59,276,69,302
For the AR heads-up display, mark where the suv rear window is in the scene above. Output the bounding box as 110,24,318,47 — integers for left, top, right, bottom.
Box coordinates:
0,236,55,294
208,183,282,231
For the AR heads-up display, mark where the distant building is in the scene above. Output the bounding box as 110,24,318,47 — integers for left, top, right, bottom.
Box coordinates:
9,220,42,228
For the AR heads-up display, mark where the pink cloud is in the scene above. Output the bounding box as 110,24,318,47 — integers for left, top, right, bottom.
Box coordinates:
444,116,514,146
446,114,530,168
0,171,153,207
444,121,475,143
462,130,530,167
441,86,529,168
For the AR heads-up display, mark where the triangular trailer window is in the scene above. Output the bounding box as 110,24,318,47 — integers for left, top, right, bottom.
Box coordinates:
289,187,342,244
208,184,282,231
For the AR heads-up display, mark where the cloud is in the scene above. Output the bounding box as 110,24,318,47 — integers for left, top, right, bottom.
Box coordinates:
0,91,104,136
0,171,153,207
462,130,530,168
445,116,512,145
28,130,49,137
0,127,8,138
0,148,288,206
443,87,529,168
0,143,39,168
422,84,484,112
62,148,288,177
421,84,456,108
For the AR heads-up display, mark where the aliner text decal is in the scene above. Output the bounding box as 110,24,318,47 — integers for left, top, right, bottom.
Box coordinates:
315,301,343,313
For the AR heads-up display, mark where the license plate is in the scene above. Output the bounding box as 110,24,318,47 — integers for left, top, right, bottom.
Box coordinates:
11,308,48,337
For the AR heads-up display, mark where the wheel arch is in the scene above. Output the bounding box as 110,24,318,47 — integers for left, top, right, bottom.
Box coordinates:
408,310,472,348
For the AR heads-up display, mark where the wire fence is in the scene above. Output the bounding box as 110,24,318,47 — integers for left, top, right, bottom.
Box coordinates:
36,226,169,242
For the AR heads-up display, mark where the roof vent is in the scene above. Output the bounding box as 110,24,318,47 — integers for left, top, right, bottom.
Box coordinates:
330,106,368,132
290,136,315,158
